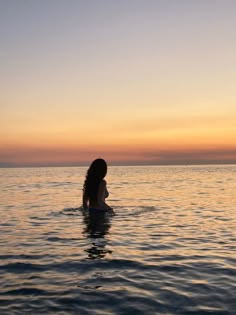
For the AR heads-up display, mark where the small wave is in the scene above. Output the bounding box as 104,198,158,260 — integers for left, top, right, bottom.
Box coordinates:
1,287,49,296
0,222,15,226
60,207,83,216
46,236,82,242
63,207,82,212
0,262,46,273
0,254,46,260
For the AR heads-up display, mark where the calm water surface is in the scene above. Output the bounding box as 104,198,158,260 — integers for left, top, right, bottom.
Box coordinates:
0,165,236,314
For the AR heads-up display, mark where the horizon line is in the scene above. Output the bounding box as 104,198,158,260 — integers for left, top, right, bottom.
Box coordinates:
1,161,236,169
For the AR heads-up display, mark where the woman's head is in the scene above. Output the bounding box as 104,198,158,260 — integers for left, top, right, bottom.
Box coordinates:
83,158,107,202
88,158,107,180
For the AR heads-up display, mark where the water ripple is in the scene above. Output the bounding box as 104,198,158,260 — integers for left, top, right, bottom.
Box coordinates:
0,165,236,314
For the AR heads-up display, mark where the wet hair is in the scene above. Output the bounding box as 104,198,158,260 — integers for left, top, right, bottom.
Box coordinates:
83,158,107,203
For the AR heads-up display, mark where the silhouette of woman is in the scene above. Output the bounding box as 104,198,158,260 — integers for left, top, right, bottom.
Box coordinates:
82,158,113,212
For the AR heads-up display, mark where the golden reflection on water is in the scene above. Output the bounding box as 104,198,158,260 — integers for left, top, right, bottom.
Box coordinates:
0,166,236,315
0,165,236,262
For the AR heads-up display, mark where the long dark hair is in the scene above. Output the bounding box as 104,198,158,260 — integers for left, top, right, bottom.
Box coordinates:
83,158,107,202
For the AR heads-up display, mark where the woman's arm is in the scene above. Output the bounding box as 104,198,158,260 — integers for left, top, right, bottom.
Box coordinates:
82,190,88,210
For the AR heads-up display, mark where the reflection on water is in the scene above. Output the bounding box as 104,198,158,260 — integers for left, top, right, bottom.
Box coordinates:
82,210,112,259
0,165,236,315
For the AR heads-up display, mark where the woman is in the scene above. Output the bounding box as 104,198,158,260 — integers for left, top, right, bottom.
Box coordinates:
82,158,112,211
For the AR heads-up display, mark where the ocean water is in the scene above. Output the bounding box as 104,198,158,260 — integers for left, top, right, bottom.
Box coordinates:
0,165,236,315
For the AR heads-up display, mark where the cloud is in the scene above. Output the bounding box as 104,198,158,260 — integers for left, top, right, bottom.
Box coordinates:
0,144,236,167
141,148,236,165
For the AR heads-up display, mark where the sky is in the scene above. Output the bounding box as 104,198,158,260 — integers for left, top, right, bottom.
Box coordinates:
1,0,236,167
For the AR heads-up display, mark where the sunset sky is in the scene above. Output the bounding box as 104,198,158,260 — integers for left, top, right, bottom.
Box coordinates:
1,0,236,167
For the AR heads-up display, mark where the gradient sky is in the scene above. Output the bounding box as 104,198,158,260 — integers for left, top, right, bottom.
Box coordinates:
1,0,236,166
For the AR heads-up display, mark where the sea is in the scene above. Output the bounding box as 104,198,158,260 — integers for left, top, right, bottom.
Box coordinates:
0,165,236,315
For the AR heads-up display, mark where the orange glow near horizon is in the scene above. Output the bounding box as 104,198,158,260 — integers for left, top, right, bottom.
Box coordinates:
1,108,236,166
